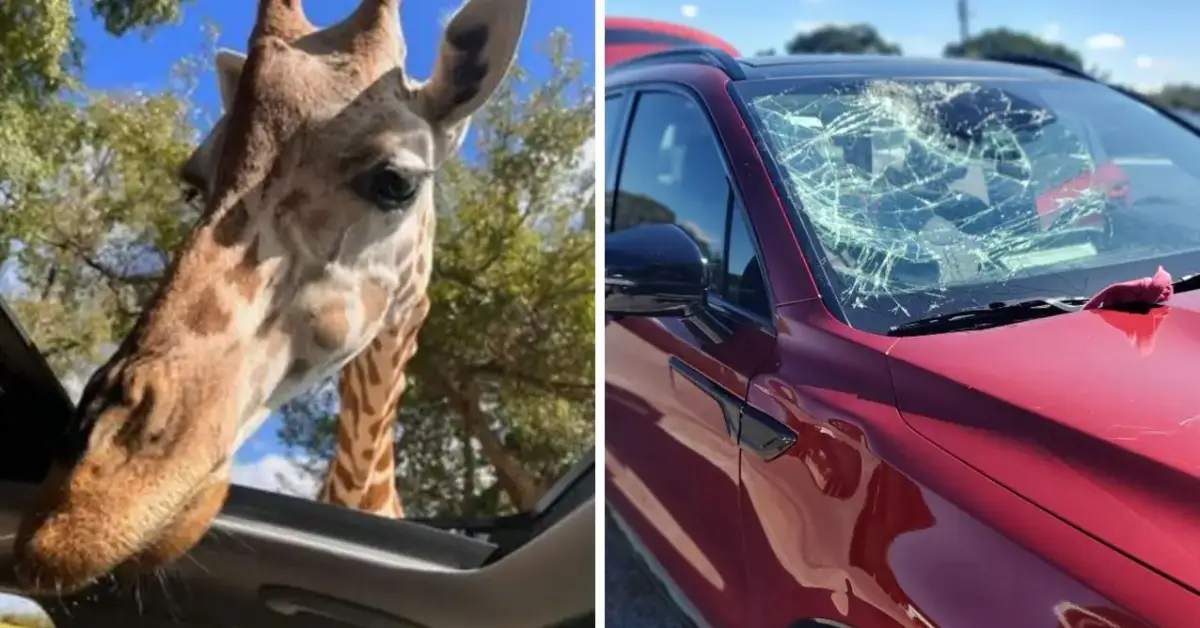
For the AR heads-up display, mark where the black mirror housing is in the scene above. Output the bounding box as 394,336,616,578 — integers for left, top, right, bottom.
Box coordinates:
605,224,708,317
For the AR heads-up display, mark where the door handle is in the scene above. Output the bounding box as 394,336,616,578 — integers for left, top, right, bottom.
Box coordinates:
669,356,741,442
738,404,797,462
668,357,797,461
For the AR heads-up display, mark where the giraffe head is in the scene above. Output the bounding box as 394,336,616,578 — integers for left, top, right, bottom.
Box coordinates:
13,0,528,594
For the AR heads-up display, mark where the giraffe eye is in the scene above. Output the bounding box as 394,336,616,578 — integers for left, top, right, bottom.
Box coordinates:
356,164,421,212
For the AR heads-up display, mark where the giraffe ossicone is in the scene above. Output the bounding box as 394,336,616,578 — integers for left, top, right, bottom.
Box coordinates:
12,0,528,595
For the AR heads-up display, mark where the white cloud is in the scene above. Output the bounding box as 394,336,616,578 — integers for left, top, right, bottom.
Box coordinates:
231,454,321,498
1085,33,1126,51
1040,22,1061,42
680,4,698,19
1136,55,1155,69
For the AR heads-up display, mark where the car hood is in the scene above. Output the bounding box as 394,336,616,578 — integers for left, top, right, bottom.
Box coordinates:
886,291,1200,594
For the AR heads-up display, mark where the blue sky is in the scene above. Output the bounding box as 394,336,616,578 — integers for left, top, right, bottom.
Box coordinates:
65,0,595,475
605,0,1200,90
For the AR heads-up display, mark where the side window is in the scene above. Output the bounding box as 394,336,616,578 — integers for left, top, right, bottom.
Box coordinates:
604,92,628,232
612,91,730,288
605,93,627,162
723,204,772,319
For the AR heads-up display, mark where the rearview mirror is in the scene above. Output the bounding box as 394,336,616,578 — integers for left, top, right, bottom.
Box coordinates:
605,224,708,317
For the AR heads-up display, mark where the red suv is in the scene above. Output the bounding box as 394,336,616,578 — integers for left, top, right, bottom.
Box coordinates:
605,48,1200,628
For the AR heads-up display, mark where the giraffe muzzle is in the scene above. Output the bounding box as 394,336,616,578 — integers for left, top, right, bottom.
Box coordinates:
12,370,238,595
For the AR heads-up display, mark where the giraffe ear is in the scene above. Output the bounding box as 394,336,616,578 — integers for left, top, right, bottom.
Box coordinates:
417,0,529,131
215,49,247,113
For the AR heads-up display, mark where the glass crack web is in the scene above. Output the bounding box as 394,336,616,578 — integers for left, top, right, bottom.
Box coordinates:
749,80,1109,315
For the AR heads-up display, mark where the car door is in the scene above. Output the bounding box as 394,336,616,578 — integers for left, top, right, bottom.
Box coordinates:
605,84,778,628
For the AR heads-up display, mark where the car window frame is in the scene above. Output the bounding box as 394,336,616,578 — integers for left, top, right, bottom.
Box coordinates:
604,90,634,233
608,81,777,334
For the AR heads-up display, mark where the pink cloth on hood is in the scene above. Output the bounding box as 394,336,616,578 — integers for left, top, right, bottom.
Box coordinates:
1081,266,1174,310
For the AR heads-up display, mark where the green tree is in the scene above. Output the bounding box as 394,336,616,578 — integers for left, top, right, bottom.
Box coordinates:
785,24,902,56
1,36,207,376
944,27,1084,70
0,0,193,102
1,0,198,319
279,31,596,517
1147,84,1200,113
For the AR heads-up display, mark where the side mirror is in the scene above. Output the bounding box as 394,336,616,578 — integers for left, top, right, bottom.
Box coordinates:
605,224,708,317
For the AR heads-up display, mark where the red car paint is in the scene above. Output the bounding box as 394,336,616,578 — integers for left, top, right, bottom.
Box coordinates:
606,61,1200,628
605,17,740,68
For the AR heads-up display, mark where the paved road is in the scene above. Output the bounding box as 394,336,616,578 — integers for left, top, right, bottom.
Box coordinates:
604,511,693,628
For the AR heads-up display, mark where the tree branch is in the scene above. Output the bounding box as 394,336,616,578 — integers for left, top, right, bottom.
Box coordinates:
469,360,592,402
434,372,544,511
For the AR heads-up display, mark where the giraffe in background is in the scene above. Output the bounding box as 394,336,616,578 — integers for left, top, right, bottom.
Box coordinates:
13,0,529,594
316,291,431,518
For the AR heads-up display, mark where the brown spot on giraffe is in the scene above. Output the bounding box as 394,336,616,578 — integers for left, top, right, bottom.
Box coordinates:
226,236,264,300
333,460,357,490
360,478,394,510
375,448,392,473
185,286,233,335
279,188,310,211
286,358,311,380
212,203,251,246
13,0,530,595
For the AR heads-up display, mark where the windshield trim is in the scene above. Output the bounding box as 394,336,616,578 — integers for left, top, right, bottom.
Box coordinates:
729,74,1200,335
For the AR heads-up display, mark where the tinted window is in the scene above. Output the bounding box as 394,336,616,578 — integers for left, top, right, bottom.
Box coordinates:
612,91,730,289
724,205,771,319
604,93,627,232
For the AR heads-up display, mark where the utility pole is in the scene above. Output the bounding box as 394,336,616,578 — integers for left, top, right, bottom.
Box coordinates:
957,0,970,43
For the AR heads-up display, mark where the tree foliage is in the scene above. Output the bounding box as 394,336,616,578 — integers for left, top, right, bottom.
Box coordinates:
280,31,596,517
1,24,205,377
785,24,902,56
943,27,1084,70
0,0,193,102
1147,84,1200,113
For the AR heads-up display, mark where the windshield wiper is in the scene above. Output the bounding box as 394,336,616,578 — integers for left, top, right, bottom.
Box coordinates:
1173,272,1200,294
887,297,1088,337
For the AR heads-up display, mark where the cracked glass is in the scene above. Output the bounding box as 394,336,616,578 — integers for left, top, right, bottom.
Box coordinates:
734,76,1200,332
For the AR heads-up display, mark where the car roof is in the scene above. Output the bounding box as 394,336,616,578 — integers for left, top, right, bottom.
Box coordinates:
741,53,1076,80
607,48,1085,84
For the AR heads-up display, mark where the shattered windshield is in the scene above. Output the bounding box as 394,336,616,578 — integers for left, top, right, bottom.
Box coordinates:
736,76,1200,332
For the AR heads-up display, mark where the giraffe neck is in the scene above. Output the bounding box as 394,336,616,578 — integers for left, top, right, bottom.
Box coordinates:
318,293,429,518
